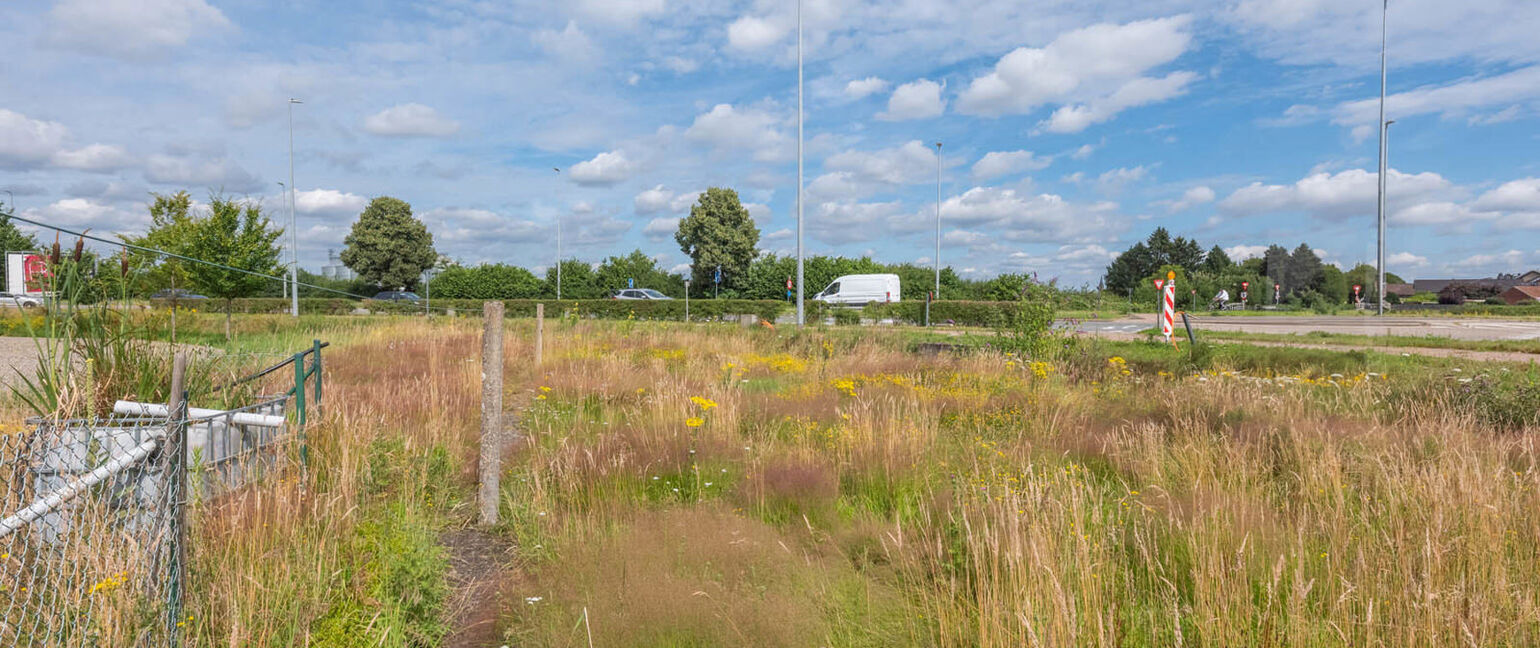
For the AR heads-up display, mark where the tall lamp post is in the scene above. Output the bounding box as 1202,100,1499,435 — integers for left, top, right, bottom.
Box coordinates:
934,141,942,301
1374,0,1388,315
288,98,302,318
553,167,562,300
794,0,805,327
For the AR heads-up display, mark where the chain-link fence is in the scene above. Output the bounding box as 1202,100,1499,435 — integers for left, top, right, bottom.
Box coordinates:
0,342,321,647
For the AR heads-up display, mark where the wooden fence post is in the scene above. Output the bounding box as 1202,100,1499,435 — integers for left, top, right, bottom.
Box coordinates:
479,301,504,525
535,303,544,367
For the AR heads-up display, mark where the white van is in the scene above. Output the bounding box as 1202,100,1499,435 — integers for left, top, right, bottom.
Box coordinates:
813,274,901,305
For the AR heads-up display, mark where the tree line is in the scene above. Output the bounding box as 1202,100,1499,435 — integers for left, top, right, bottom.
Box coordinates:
1104,227,1403,308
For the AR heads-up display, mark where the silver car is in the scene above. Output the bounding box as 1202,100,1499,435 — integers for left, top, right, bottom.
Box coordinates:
611,288,672,300
3,293,43,309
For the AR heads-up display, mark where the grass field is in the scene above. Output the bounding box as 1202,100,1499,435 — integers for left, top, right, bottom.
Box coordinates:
1178,328,1540,356
12,313,1540,646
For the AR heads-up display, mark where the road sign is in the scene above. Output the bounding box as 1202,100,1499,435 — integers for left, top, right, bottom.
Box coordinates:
1154,279,1164,290
627,277,635,289
714,265,722,284
1241,281,1250,290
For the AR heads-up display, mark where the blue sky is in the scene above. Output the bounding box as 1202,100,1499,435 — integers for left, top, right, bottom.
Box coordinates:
3,0,1538,286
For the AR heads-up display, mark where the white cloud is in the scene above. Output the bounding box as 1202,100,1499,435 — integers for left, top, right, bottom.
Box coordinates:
1448,250,1529,271
46,0,230,60
1040,72,1197,133
1474,178,1540,213
1331,66,1540,132
825,140,939,185
684,104,791,162
1070,144,1097,160
662,56,699,74
972,150,1050,180
1166,185,1215,212
1218,168,1453,220
878,79,946,121
642,217,680,242
22,198,143,235
1095,166,1149,194
809,201,911,244
1387,252,1429,267
843,77,890,100
574,0,665,25
1229,0,1540,69
568,150,638,186
362,103,460,137
144,154,263,193
942,187,1118,242
51,144,134,172
727,15,789,52
533,21,598,65
294,189,368,216
634,185,674,213
1392,202,1478,226
0,110,71,168
957,16,1195,130
1224,245,1269,260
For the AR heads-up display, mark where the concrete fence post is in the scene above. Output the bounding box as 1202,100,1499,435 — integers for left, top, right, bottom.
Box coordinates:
535,303,544,367
479,301,504,525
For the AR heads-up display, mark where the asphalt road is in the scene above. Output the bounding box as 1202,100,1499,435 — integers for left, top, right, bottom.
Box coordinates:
1074,315,1540,341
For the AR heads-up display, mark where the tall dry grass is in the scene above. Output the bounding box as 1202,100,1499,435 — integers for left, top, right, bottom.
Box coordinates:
502,320,1540,647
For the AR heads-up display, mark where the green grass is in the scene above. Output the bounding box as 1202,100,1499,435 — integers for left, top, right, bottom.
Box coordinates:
1189,329,1540,355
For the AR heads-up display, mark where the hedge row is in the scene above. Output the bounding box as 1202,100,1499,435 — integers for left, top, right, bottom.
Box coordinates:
151,296,1044,327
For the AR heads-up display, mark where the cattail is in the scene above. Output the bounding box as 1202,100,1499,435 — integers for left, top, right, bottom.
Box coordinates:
120,250,130,277
50,240,61,265
72,237,84,262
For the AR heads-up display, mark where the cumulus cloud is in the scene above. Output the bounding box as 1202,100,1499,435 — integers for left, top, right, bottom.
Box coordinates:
573,0,664,25
942,187,1119,243
727,15,789,51
533,21,598,65
1165,185,1215,212
957,16,1196,131
1224,245,1269,260
1474,178,1540,213
51,144,134,172
294,189,368,216
21,198,144,235
1218,168,1454,220
1330,66,1540,134
809,201,911,244
0,110,72,168
362,103,460,137
45,0,230,60
971,150,1050,180
642,217,680,242
568,150,638,186
843,77,890,100
634,185,674,213
684,104,791,162
144,153,263,193
1387,252,1429,268
878,79,946,121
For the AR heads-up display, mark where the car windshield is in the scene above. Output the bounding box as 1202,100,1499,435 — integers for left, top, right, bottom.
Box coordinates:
639,289,667,298
822,282,839,296
400,292,420,299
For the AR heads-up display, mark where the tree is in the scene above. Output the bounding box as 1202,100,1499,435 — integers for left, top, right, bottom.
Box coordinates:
674,187,760,297
121,192,199,297
1289,243,1324,294
429,264,543,299
0,202,39,253
1262,245,1292,293
341,197,437,289
1103,227,1204,294
182,196,284,339
594,250,685,296
1201,245,1233,275
543,260,602,299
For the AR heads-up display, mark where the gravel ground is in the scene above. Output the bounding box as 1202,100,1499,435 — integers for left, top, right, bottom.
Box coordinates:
0,337,53,387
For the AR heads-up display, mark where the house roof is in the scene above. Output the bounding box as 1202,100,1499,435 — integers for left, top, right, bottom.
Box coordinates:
1503,285,1540,301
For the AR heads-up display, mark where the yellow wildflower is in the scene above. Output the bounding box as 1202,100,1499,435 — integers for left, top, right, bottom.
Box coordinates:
685,417,704,428
690,396,718,410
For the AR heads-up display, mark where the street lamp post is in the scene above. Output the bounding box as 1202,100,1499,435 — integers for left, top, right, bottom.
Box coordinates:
553,167,562,301
288,98,302,318
1374,0,1388,316
934,141,942,302
795,0,805,327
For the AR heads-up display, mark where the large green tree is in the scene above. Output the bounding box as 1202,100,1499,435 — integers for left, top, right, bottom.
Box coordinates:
340,197,437,289
120,192,198,296
182,196,284,339
675,188,760,296
543,260,602,299
0,200,39,254
1201,245,1233,275
429,263,543,299
1103,227,1204,294
594,250,685,296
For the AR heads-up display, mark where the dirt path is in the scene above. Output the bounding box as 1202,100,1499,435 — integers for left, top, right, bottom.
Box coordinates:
441,526,513,648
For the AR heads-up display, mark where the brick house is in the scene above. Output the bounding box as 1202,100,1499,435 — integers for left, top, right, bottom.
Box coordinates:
1501,285,1540,305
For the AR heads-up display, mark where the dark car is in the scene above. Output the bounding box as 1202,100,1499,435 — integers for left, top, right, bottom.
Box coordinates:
371,291,422,302
150,289,208,300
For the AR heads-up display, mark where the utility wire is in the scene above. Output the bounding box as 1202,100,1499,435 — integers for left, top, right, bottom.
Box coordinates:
4,209,453,311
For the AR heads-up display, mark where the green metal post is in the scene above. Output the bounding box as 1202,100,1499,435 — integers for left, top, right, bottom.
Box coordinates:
294,351,307,468
312,339,322,410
